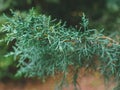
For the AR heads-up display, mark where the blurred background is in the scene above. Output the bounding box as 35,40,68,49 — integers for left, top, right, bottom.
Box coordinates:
0,0,120,90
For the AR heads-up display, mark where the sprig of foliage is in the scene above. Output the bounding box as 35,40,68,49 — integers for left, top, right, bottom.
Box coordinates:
1,9,120,90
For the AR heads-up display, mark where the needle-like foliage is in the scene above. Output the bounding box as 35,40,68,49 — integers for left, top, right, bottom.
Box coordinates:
1,9,120,90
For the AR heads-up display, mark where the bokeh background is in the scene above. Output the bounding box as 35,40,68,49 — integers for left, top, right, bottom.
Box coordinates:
0,0,120,90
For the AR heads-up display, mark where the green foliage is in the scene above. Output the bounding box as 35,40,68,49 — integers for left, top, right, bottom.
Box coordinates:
0,11,30,80
1,9,120,89
0,15,14,79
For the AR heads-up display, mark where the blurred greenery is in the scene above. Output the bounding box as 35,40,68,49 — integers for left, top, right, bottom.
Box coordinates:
0,15,14,79
0,0,120,81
